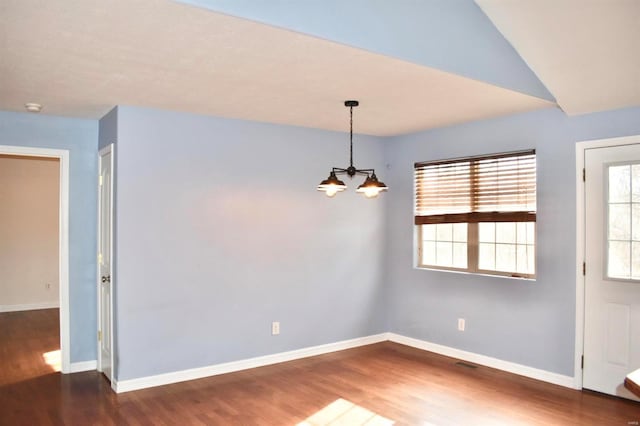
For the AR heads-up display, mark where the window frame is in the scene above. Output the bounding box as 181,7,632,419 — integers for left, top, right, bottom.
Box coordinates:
414,150,536,279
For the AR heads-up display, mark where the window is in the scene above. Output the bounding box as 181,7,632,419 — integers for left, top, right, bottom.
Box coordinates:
415,150,536,278
607,162,640,280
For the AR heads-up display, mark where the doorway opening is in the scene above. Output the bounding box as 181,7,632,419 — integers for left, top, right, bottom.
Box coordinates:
0,145,71,373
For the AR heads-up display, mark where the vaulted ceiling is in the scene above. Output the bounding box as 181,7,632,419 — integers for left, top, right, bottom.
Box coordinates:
476,0,640,115
1,0,637,136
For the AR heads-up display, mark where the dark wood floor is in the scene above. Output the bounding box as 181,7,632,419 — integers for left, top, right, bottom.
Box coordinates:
0,308,60,386
1,310,639,425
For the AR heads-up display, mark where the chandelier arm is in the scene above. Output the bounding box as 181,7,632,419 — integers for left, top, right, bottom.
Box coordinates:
332,167,349,174
332,168,375,177
354,168,375,174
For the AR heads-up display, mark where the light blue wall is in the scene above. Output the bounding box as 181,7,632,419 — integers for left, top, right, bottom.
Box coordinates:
0,111,99,362
2,100,630,380
113,106,388,380
5,102,640,379
384,106,640,376
177,0,554,101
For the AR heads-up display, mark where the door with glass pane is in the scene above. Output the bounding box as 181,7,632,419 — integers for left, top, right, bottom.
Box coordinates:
584,144,640,401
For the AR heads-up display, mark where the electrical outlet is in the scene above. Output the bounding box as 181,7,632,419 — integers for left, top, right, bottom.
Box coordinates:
458,318,465,331
45,283,51,290
271,321,280,335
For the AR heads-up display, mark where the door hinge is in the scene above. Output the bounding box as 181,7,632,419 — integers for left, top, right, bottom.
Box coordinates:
582,168,585,182
99,175,103,186
581,355,584,369
98,330,102,342
583,262,586,276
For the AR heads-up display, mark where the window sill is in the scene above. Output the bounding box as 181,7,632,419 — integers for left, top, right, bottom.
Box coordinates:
413,265,536,282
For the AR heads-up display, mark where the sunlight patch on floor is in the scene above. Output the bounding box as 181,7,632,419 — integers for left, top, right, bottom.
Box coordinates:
42,349,61,372
297,398,394,426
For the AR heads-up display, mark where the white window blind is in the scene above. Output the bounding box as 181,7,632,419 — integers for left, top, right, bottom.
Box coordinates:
415,150,536,225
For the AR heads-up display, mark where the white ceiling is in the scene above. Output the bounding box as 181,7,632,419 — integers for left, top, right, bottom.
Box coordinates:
7,1,638,134
476,0,640,115
0,0,553,136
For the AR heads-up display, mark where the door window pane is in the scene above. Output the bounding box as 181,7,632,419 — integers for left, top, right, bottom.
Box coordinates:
633,205,640,241
609,241,631,278
609,165,631,203
632,242,640,279
607,163,640,279
633,165,640,202
609,204,631,240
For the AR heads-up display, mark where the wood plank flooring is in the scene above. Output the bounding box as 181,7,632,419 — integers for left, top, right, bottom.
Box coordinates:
1,309,639,425
0,308,60,386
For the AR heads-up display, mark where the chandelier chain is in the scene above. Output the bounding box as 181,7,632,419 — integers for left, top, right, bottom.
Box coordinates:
349,105,354,168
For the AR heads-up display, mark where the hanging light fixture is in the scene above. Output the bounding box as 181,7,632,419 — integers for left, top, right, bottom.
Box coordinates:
317,100,388,198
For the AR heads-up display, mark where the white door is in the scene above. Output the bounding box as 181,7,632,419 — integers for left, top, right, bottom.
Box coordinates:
584,143,640,401
98,146,113,381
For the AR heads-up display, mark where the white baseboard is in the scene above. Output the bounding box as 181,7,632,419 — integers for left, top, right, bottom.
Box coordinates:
114,333,388,393
388,333,576,389
113,332,576,394
70,360,97,373
0,301,60,313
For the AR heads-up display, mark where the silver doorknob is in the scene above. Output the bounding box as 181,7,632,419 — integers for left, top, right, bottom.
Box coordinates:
101,275,111,283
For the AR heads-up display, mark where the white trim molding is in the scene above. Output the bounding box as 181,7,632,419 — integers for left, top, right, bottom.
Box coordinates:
0,301,60,313
388,333,575,389
70,360,97,373
113,332,577,393
0,145,71,374
114,333,388,393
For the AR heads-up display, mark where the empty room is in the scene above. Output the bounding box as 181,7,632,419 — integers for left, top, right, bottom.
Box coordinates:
1,0,640,424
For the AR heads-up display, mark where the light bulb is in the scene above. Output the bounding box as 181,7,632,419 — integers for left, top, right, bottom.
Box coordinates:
364,187,379,198
325,186,338,197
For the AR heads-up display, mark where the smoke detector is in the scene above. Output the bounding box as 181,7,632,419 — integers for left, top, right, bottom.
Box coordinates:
25,103,43,113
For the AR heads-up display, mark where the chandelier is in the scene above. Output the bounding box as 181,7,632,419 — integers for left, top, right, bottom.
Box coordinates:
317,100,388,198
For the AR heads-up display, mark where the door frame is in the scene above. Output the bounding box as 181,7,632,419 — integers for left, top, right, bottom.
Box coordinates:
97,144,114,383
575,134,640,389
0,144,71,373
